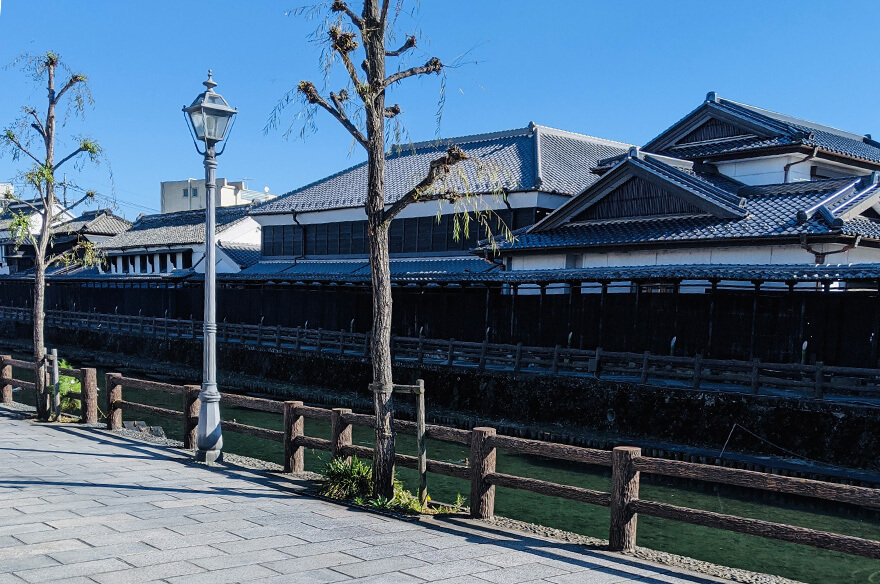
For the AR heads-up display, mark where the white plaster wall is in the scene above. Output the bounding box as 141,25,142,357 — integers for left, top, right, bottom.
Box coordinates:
511,244,880,272
714,155,871,186
216,217,261,246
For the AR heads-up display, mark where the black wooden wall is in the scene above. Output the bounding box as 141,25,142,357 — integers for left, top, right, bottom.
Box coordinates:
3,278,878,368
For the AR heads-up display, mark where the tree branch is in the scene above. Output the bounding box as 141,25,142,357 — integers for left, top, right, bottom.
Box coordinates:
381,145,469,226
52,75,84,105
380,0,391,26
384,57,443,88
52,146,86,172
386,36,416,57
298,81,368,149
3,132,42,165
25,108,46,139
331,0,364,29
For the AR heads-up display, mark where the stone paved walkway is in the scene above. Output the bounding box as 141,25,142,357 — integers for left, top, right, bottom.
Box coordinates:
0,409,726,584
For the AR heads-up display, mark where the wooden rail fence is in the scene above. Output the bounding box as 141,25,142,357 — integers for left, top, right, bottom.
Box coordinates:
89,369,880,560
2,306,879,401
0,354,98,423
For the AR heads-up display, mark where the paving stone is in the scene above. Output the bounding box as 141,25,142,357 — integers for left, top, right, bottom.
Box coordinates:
190,547,290,570
261,551,360,574
473,562,571,584
277,538,371,558
0,554,60,574
332,555,429,578
546,569,642,583
0,538,89,561
402,558,499,580
248,567,351,584
347,541,435,560
210,534,306,555
166,564,281,584
13,557,130,583
48,541,157,564
91,561,207,584
123,544,224,567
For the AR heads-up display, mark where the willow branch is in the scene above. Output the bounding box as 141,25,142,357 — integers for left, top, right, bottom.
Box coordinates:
331,0,364,29
384,57,443,88
299,81,367,149
5,134,41,165
381,146,469,226
386,36,416,57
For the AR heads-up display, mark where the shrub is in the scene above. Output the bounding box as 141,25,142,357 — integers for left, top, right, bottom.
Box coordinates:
56,359,81,417
318,456,373,501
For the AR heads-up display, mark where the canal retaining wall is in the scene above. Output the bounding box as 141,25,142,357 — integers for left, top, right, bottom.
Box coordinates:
7,320,879,471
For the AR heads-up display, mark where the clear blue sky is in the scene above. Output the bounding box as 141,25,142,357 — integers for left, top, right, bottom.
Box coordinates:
1,1,879,219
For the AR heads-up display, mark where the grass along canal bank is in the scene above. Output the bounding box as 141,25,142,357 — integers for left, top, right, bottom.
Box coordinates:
3,348,879,584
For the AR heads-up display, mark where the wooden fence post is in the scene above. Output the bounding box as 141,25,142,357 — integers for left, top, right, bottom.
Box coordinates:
183,385,200,449
415,379,427,508
275,326,282,349
814,362,825,399
693,353,702,390
513,343,523,373
417,333,424,365
447,338,455,367
551,344,561,375
470,427,497,519
316,329,323,353
283,401,304,473
363,331,370,357
330,408,352,463
1,356,11,404
609,446,641,552
640,351,650,384
750,359,761,394
595,347,603,379
295,327,302,351
106,372,123,430
339,330,345,355
81,368,98,424
478,339,488,371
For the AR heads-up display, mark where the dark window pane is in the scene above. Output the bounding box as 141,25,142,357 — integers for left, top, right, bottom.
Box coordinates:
403,218,418,253
432,215,447,252
339,222,352,254
327,223,340,255
417,216,433,252
293,226,303,256
305,225,316,255
282,225,294,256
262,226,274,256
315,223,328,255
351,221,365,254
389,220,403,253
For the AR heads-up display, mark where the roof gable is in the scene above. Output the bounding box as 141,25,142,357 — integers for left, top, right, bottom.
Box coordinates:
644,92,880,165
532,151,746,232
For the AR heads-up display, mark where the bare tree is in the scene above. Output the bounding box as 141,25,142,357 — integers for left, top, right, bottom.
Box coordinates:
275,1,506,498
1,52,106,419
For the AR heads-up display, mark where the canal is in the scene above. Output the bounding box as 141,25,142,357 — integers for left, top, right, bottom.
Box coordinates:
12,359,880,584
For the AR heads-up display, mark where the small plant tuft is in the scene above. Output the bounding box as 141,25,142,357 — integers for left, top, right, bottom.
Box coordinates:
318,456,373,501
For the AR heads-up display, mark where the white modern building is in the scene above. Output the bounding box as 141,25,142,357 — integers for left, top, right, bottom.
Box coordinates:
160,178,276,214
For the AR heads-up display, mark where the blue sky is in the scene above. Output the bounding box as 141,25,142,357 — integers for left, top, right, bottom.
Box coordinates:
1,1,879,219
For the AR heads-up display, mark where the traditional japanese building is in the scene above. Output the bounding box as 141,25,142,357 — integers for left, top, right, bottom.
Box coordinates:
486,93,880,283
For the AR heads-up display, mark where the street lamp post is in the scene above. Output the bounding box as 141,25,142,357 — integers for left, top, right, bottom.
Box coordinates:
183,70,237,463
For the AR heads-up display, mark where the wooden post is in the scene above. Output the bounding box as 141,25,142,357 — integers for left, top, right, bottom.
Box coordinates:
330,407,352,462
106,372,123,430
275,325,282,349
239,322,246,344
416,380,427,508
182,385,200,449
1,356,11,404
447,338,455,367
750,359,760,394
283,401,304,473
595,347,603,379
640,351,650,384
551,344,561,375
814,361,824,399
693,353,702,390
609,446,641,552
478,339,488,371
295,327,302,351
417,333,424,365
222,319,228,342
469,427,497,519
256,319,264,346
81,368,98,424
316,329,323,353
192,318,197,339
339,330,345,355
363,331,370,357
50,349,60,419
513,342,523,373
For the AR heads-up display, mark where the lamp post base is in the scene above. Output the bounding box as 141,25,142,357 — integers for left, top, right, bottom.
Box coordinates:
195,448,223,464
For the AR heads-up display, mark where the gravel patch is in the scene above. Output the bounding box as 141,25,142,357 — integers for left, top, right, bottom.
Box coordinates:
0,401,36,413
488,516,803,584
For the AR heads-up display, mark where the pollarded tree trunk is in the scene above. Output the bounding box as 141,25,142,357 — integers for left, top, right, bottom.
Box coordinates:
32,253,49,419
363,0,395,499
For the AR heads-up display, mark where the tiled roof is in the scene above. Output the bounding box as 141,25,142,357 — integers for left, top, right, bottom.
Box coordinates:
645,94,880,165
54,209,132,236
252,124,630,215
488,156,880,252
97,206,253,250
217,242,261,269
238,256,500,277
21,262,880,285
